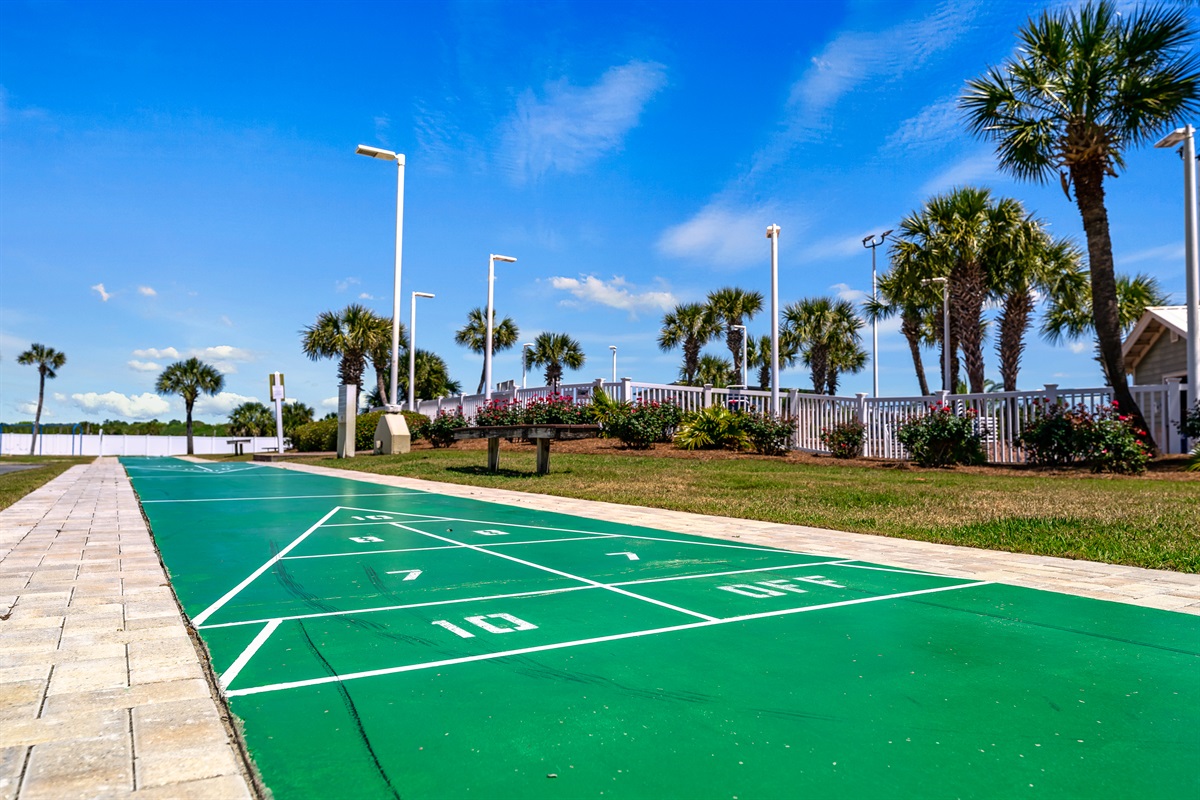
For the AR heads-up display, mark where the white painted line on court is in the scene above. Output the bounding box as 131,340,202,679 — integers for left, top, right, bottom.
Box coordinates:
191,506,343,626
610,560,854,588
219,618,281,690
140,492,422,504
396,524,719,622
320,518,452,528
281,534,621,561
224,580,993,697
832,562,954,578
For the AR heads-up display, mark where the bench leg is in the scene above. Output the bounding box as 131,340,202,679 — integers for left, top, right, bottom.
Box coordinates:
535,438,551,475
487,438,500,472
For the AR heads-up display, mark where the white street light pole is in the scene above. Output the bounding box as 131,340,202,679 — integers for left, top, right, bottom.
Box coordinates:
521,343,534,390
609,346,617,383
408,292,435,410
862,230,893,397
766,225,781,414
355,144,405,409
731,325,748,387
923,277,950,393
484,254,517,401
1155,125,1199,422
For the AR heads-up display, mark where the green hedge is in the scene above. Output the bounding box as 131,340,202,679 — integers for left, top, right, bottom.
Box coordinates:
292,418,337,452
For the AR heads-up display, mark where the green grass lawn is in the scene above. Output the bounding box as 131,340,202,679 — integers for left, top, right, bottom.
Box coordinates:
0,456,93,511
295,447,1200,573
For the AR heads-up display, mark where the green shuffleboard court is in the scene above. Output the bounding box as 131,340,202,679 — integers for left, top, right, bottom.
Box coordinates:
121,457,1200,799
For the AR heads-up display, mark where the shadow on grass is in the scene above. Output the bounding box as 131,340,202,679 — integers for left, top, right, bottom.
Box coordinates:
445,466,549,479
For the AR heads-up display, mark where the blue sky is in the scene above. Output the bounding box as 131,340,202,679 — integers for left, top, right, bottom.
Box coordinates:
1,0,1194,423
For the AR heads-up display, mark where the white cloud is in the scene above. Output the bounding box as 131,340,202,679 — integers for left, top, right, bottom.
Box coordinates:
831,282,869,304
91,283,112,302
127,360,161,372
548,275,676,315
71,391,171,419
1119,243,1185,267
52,393,66,402
358,292,375,300
657,201,778,268
17,401,43,416
190,345,255,375
132,346,180,359
919,152,1003,196
1068,342,1089,354
500,60,667,182
336,277,360,292
321,396,339,410
137,285,157,296
883,96,963,153
195,392,259,416
220,315,234,327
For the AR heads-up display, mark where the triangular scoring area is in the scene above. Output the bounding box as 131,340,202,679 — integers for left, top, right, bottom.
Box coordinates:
285,505,453,559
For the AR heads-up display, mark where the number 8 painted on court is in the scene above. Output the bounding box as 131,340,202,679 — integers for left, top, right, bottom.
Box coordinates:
431,613,538,639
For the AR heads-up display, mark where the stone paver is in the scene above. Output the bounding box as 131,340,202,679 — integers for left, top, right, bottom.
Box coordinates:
0,459,257,800
2,455,1195,800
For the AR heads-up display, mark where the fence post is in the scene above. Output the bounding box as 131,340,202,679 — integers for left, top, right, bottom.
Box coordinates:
593,378,604,399
621,378,632,404
1165,378,1182,455
855,393,869,457
702,384,713,408
936,390,949,408
1043,383,1059,405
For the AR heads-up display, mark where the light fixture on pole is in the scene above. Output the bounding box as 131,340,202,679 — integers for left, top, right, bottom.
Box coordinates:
484,254,517,401
731,324,748,387
766,224,781,414
355,144,406,410
862,230,893,398
408,292,435,410
923,277,950,393
608,345,617,383
1155,125,1199,425
521,342,534,389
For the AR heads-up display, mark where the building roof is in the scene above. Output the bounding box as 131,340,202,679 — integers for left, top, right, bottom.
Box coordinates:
1122,306,1189,373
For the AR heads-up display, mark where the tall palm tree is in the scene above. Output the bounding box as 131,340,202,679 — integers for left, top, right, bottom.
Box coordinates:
16,343,66,455
155,358,224,455
745,334,799,390
1042,270,1171,383
301,304,390,392
783,297,867,395
706,287,764,379
454,307,520,394
961,1,1199,448
694,354,734,388
863,272,939,396
658,303,722,385
525,332,586,390
366,319,406,406
228,402,275,436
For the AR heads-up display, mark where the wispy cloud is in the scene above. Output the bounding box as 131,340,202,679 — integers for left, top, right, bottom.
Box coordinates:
358,292,375,300
137,285,157,296
547,275,676,316
335,277,360,292
500,60,667,182
919,152,1002,195
1119,243,1185,266
132,347,179,359
883,96,963,154
127,360,161,372
71,391,171,419
91,283,112,302
657,201,779,269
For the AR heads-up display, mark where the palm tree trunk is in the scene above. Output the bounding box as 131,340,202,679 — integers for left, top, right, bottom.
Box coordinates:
901,312,930,396
810,347,828,394
185,400,195,456
997,289,1033,391
684,338,701,384
476,364,486,395
30,369,46,455
951,259,987,393
1071,161,1158,454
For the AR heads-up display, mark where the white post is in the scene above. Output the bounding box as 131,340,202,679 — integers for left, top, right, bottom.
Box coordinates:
521,343,533,390
1165,377,1182,454
942,280,951,394
390,157,405,408
409,292,435,410
1184,127,1199,418
766,224,781,415
621,377,633,404
609,346,617,383
272,372,284,454
862,232,892,397
484,254,517,402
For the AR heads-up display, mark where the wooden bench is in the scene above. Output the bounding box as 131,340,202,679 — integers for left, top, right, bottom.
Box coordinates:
226,438,251,456
452,424,601,475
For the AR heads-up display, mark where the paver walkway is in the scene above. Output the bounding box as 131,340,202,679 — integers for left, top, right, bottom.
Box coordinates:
1,457,1196,800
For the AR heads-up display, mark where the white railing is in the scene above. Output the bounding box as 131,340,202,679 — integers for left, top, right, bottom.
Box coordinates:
0,432,286,457
401,377,1188,463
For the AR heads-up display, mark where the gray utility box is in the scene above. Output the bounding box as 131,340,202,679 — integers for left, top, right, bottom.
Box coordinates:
374,413,411,455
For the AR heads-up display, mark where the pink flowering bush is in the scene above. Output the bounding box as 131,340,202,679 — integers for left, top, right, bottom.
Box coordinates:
1016,400,1150,474
894,403,987,467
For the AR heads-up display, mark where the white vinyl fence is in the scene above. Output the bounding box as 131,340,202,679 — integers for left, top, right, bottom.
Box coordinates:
0,431,284,457
408,377,1189,462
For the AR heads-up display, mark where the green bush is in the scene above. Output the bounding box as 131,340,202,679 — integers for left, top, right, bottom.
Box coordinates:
1016,401,1150,474
674,406,748,451
475,399,524,426
740,411,795,456
895,403,986,468
355,411,384,452
520,394,592,425
602,399,684,449
1082,404,1150,474
819,420,866,459
426,408,467,448
402,411,429,441
1178,402,1200,440
292,418,337,452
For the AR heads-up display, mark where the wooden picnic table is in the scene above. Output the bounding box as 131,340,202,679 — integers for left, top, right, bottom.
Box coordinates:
452,424,601,474
226,438,251,456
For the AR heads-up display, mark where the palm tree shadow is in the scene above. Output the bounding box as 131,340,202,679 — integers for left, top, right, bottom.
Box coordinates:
445,466,547,479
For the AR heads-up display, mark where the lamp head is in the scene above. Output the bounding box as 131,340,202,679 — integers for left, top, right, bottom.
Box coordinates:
609,345,617,351
491,254,517,263
1155,128,1189,149
413,292,435,299
356,144,398,161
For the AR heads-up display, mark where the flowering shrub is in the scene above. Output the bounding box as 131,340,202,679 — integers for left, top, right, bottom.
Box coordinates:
740,411,795,455
819,420,866,459
1178,402,1200,440
602,400,684,449
1015,400,1150,474
474,398,523,427
402,411,429,441
426,408,467,448
894,403,986,467
473,395,591,427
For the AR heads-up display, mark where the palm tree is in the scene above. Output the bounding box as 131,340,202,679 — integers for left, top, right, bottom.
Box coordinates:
282,401,315,440
961,1,1199,449
745,334,799,390
694,354,734,388
228,402,275,436
658,303,722,385
863,271,939,396
155,358,225,455
399,349,462,401
366,319,407,406
525,332,586,390
16,343,66,455
454,307,520,393
1042,270,1171,382
783,297,867,395
301,304,390,392
706,287,764,379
